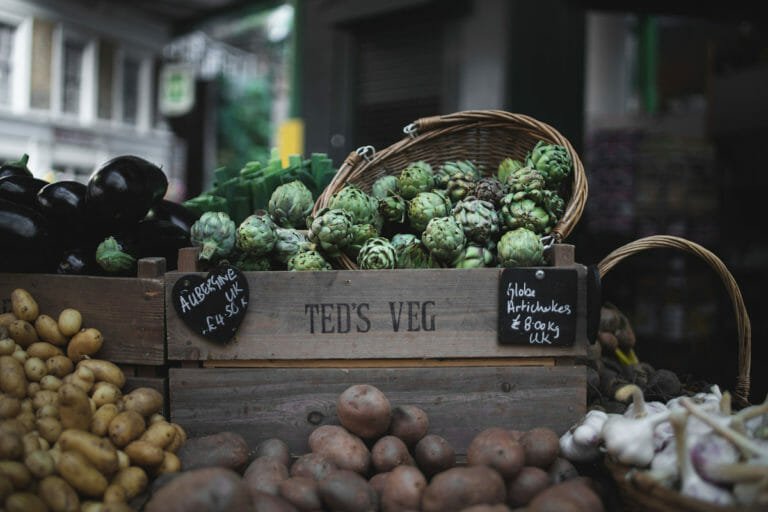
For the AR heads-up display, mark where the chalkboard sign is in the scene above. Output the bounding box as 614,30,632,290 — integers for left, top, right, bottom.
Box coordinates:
498,268,577,347
171,265,249,344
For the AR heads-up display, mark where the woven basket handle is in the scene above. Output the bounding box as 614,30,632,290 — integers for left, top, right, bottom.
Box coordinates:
411,110,556,137
597,235,752,406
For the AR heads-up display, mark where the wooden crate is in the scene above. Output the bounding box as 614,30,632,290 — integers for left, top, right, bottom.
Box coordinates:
0,258,168,397
166,246,588,455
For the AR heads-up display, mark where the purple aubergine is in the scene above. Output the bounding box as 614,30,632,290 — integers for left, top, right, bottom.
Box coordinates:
0,175,49,209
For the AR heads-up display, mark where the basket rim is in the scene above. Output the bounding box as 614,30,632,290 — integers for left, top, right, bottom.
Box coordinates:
313,109,588,270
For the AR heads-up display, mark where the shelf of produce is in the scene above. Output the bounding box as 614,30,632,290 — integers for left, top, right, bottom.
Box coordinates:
166,245,589,454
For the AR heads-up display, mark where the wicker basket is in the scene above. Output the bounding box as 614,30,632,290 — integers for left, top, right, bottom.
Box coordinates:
312,110,588,269
598,235,752,512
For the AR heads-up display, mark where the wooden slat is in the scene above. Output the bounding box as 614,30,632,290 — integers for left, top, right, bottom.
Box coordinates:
166,266,589,361
169,366,586,455
0,272,165,365
202,357,557,368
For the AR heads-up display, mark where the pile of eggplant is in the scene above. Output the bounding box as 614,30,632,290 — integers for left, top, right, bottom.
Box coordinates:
0,154,198,275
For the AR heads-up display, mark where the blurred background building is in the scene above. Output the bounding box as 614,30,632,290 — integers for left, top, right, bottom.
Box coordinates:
0,0,766,400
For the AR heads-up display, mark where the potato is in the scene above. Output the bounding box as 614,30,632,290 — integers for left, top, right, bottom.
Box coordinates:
67,328,103,362
251,492,300,512
148,413,166,425
8,319,38,347
111,466,148,499
140,421,177,450
0,460,32,489
414,434,456,478
421,466,507,512
520,428,560,469
0,474,12,501
372,435,414,473
178,431,249,471
125,440,164,468
11,345,28,364
389,404,429,446
0,429,23,459
122,387,163,417
46,355,74,379
39,475,80,512
0,312,17,329
508,466,552,507
166,423,187,453
34,314,67,346
58,383,92,430
458,506,511,512
337,383,391,439
309,425,371,475
57,450,108,497
65,364,94,393
255,438,291,468
108,410,145,448
143,467,252,512
36,416,63,444
0,336,16,355
23,356,46,381
58,429,119,475
32,389,59,410
103,483,127,504
40,374,62,392
92,382,122,407
16,410,35,431
381,464,427,512
24,449,55,478
156,451,181,474
290,452,337,481
369,471,390,495
77,360,125,389
0,395,21,418
92,404,120,437
0,355,28,398
548,457,578,484
116,450,130,470
278,476,322,511
4,492,48,512
526,477,604,512
27,341,64,360
318,469,378,512
467,428,525,479
36,404,59,420
22,432,47,456
243,456,289,496
11,289,38,322
57,309,82,338
0,418,28,436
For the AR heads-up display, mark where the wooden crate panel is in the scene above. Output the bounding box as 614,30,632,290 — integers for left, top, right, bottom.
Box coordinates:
0,272,165,365
166,266,589,361
169,365,586,455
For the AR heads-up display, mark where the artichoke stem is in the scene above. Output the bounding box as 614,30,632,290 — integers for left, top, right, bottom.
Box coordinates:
199,242,218,261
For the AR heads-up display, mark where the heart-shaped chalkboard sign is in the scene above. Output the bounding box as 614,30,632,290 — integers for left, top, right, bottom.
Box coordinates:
171,264,249,344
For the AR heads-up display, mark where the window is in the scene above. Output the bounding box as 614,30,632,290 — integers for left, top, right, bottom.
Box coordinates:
62,39,85,115
122,56,139,124
0,23,15,106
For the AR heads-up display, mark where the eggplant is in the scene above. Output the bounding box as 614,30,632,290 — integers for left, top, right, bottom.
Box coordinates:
56,247,100,275
86,155,168,229
145,199,200,234
0,175,49,209
0,154,33,180
0,199,55,272
35,180,93,241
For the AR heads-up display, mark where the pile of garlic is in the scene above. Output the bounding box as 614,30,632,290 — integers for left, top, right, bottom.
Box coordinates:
560,384,768,507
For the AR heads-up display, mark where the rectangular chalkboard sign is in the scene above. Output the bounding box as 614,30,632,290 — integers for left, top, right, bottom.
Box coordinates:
498,268,577,347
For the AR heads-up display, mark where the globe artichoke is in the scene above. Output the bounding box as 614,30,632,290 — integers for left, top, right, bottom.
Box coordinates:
474,177,506,207
542,189,566,221
452,245,494,268
235,254,271,271
372,175,398,199
328,185,382,229
497,158,524,184
497,228,544,267
505,165,545,200
395,237,438,269
268,180,314,228
379,195,407,224
452,198,500,245
191,211,236,261
346,223,380,258
527,141,573,187
446,168,478,203
435,160,479,189
499,193,551,234
307,208,354,256
408,190,452,232
397,161,434,199
357,237,397,270
391,233,419,251
288,250,332,271
236,212,277,256
272,228,312,265
422,216,466,263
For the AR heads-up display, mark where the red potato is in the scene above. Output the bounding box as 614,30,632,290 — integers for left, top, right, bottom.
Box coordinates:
421,466,507,512
177,431,250,472
467,428,525,479
278,476,322,511
507,466,552,507
252,491,301,512
144,467,252,512
290,453,337,481
520,428,560,469
380,464,427,512
372,435,414,473
389,405,429,446
414,434,456,478
336,384,391,439
318,469,378,512
308,425,370,475
255,438,291,468
243,456,290,497
526,477,604,512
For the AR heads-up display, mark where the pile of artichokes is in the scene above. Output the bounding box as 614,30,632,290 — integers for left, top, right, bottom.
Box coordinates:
191,140,573,271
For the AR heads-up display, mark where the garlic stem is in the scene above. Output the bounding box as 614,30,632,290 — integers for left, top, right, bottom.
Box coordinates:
707,463,768,483
671,410,689,481
616,383,647,418
681,398,768,459
720,391,732,416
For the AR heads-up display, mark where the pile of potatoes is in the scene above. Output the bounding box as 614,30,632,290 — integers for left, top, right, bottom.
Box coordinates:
0,288,186,512
147,383,605,512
